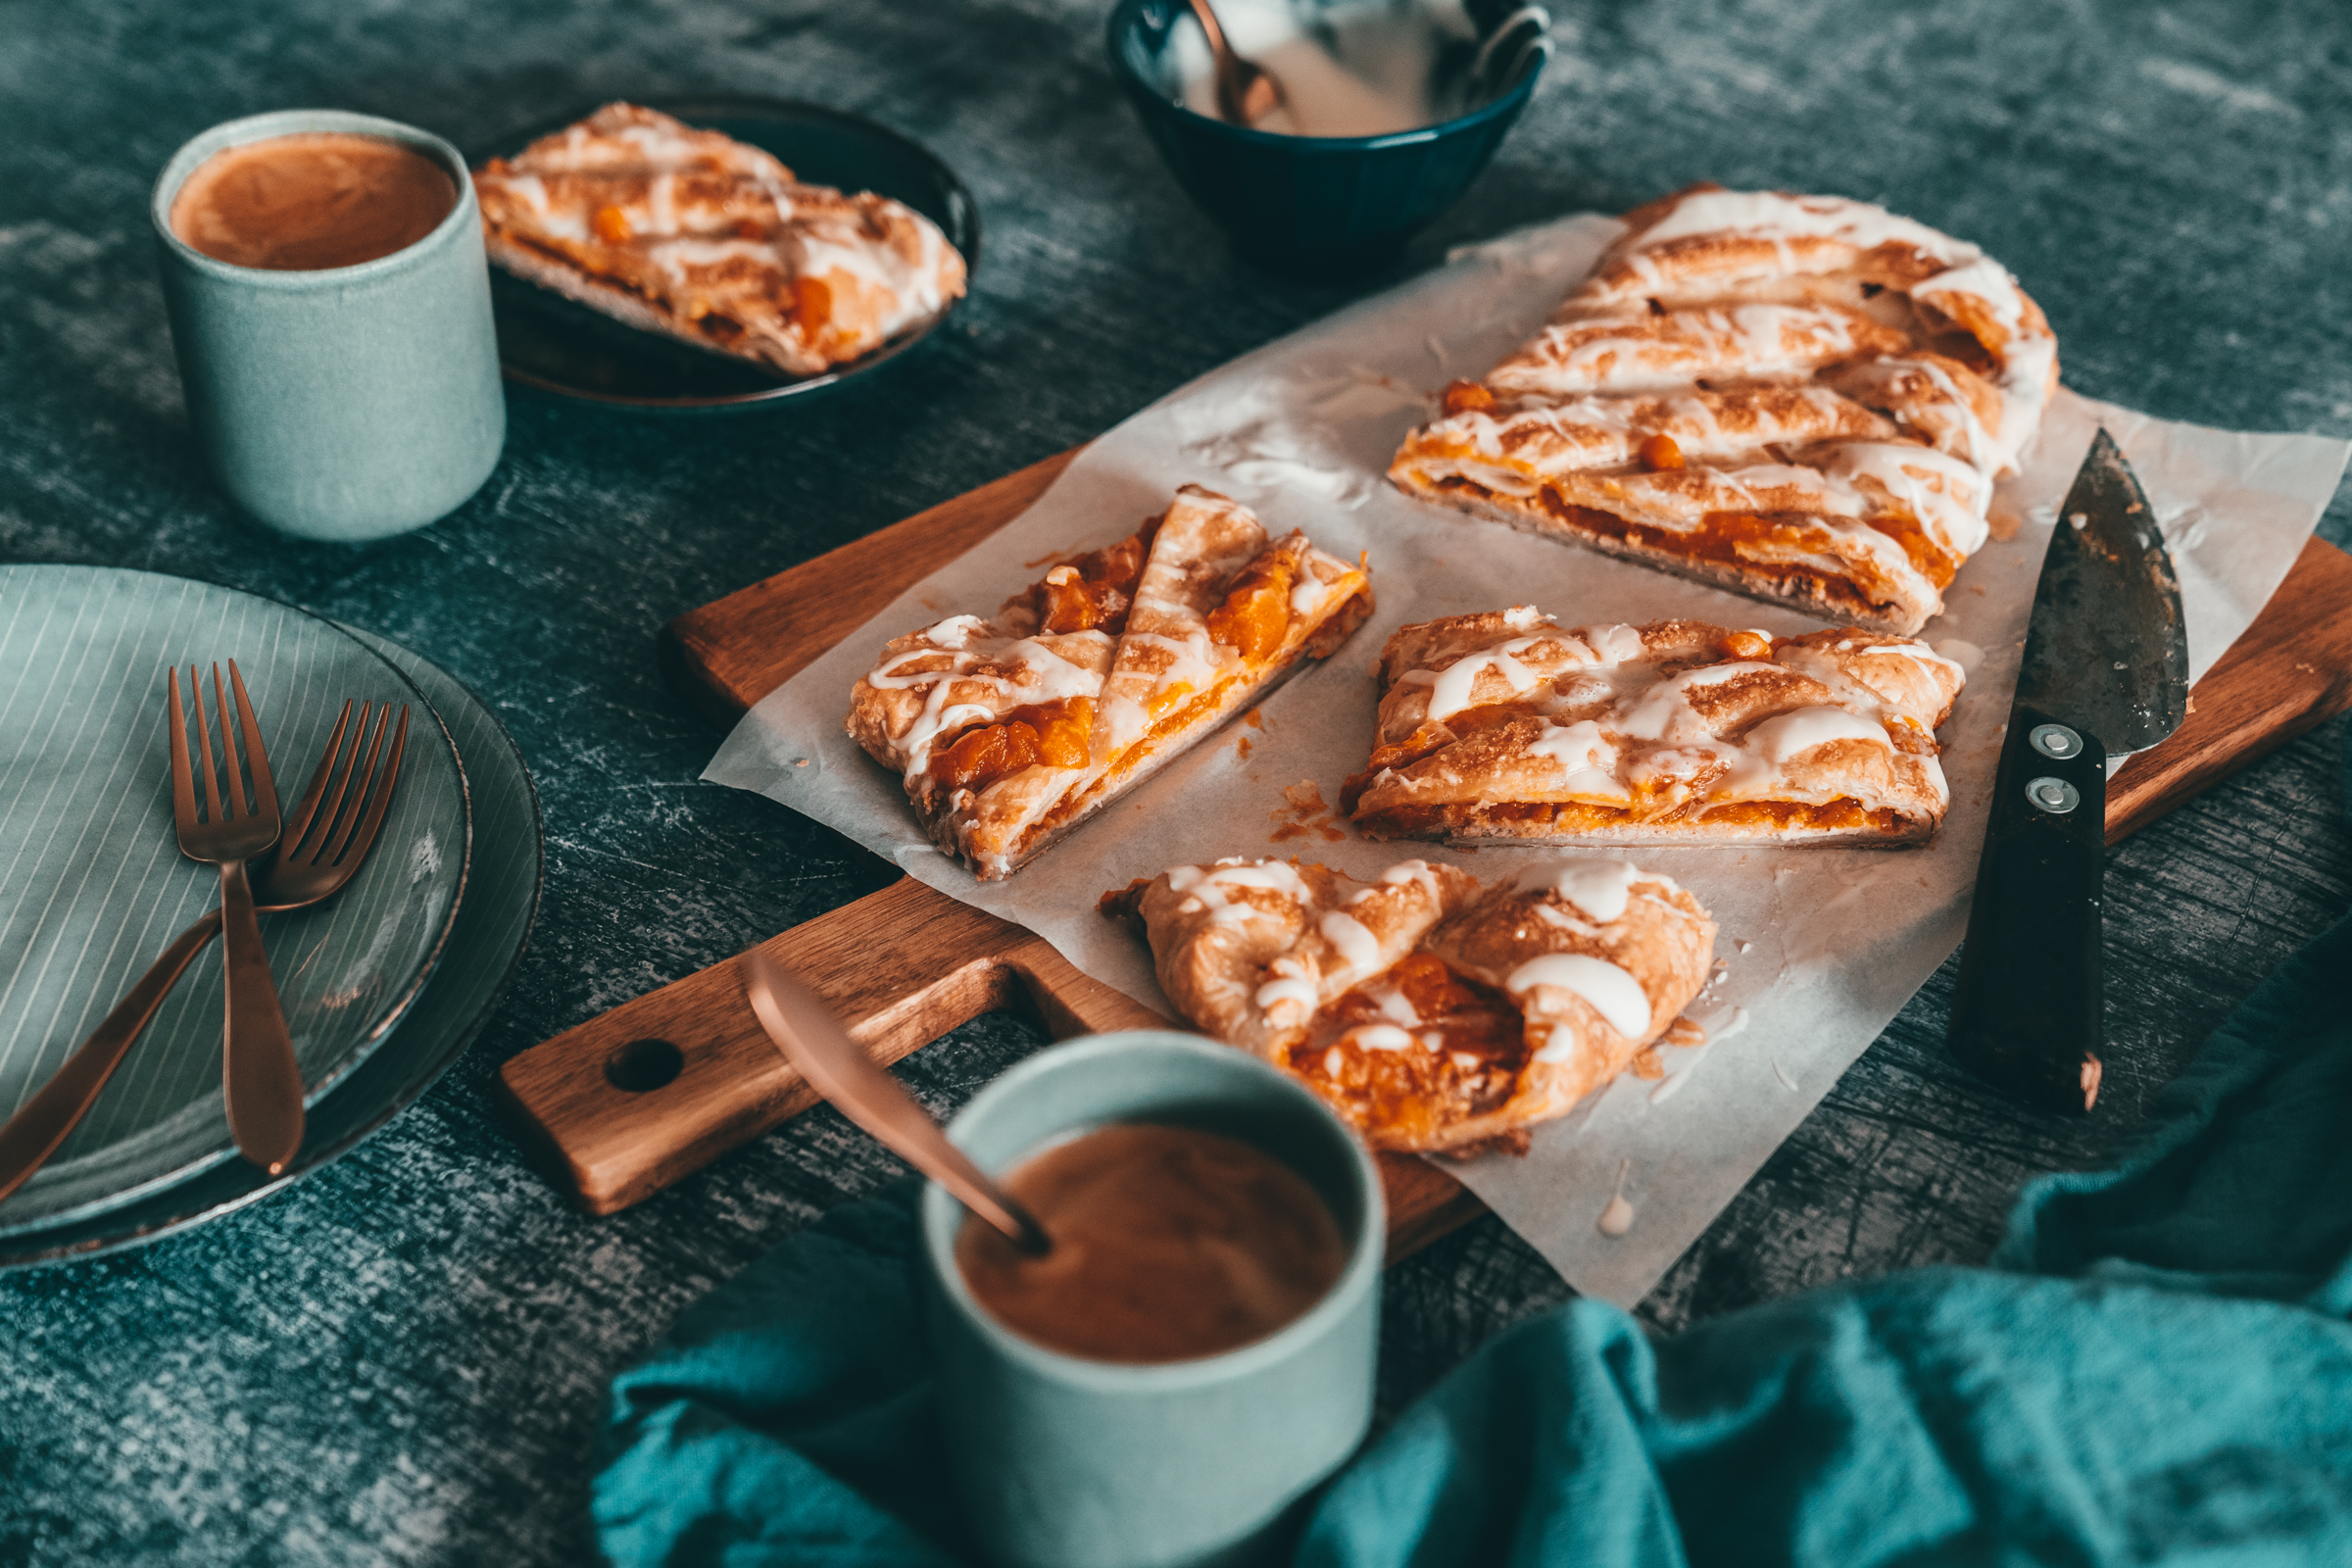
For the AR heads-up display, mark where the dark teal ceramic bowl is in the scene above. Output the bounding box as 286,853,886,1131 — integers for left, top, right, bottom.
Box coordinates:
1108,0,1545,274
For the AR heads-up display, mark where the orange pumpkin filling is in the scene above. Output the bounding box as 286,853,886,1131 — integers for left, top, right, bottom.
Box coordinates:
931,697,1095,792
1441,379,1496,416
1351,794,1901,838
1287,954,1527,1146
1020,515,1164,635
1425,479,1960,614
1206,555,1297,663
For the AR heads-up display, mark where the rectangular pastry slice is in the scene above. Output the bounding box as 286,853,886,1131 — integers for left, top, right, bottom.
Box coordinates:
1105,855,1714,1152
1343,609,1963,847
1389,184,2059,635
472,103,966,376
848,486,1374,879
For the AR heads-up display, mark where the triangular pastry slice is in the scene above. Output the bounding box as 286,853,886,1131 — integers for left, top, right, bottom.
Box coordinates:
1389,184,2059,635
1106,856,1714,1152
1343,609,1963,847
847,486,1373,879
473,103,967,376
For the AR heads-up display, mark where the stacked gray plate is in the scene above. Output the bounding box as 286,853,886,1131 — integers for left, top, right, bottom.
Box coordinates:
0,567,541,1267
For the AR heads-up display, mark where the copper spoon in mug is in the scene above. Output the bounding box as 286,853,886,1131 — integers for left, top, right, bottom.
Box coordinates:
1186,0,1287,127
741,948,1052,1255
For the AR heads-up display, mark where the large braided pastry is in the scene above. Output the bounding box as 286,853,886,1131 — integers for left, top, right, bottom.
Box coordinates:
1389,184,2059,635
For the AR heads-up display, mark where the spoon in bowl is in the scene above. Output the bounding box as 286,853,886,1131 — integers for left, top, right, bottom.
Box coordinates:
1186,0,1287,127
742,947,1052,1256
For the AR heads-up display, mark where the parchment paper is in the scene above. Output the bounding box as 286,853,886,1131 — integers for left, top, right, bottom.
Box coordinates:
709,214,2349,1306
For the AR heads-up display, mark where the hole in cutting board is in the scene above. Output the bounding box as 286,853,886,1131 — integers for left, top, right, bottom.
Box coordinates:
607,1038,685,1093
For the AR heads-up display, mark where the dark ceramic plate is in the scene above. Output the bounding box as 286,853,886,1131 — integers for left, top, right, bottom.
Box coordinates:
0,624,542,1271
469,96,980,414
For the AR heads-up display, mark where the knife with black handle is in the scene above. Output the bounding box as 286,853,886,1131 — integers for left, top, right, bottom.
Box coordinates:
1945,429,2188,1114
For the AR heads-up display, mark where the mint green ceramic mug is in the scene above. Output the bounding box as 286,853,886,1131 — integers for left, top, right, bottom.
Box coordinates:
151,110,506,542
919,1032,1384,1568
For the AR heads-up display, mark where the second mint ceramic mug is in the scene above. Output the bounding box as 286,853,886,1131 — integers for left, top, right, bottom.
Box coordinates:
151,109,506,542
919,1031,1384,1568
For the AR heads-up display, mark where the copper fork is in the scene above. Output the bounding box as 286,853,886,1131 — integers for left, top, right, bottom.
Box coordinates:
171,661,297,1171
0,697,409,1200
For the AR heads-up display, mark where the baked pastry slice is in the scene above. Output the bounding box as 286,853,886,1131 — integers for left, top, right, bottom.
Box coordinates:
1108,855,1713,1152
848,486,1374,879
1389,184,2059,634
1345,608,1963,847
472,103,966,376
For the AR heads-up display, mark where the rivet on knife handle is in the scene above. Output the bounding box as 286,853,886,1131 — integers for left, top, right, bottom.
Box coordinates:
1945,704,2110,1113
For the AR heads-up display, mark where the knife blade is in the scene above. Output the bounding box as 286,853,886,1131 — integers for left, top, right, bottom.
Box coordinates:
1945,428,2188,1114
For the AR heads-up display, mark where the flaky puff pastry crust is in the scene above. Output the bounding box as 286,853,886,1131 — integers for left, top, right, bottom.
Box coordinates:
1346,611,1963,848
1389,184,2059,635
1107,856,1712,1152
847,487,1373,880
473,103,966,376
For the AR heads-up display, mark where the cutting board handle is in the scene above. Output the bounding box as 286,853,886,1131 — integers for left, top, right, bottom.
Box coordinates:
494,876,1160,1216
495,875,1485,1257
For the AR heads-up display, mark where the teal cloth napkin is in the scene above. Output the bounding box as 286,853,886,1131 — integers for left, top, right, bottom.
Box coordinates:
597,904,2352,1566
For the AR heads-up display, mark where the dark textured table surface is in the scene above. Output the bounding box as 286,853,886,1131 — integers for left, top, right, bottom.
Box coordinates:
5,1,2351,1561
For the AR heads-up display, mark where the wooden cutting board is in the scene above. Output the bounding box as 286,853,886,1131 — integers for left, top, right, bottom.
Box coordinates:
499,444,2352,1257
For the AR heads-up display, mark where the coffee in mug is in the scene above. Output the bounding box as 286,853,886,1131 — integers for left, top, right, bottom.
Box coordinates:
170,132,458,271
152,110,506,542
956,1122,1348,1363
921,1033,1382,1568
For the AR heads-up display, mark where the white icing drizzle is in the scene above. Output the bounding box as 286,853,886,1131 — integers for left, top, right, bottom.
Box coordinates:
1625,190,1972,267
1165,859,1311,926
1647,1042,1709,1104
1582,624,1649,664
1616,663,1781,744
1426,643,1542,721
1858,639,1968,687
1722,707,1891,795
1507,953,1652,1045
1318,910,1380,970
867,627,1105,782
1819,442,1989,557
1500,304,1869,397
1517,858,1638,924
1253,976,1320,1016
1377,859,1444,901
1526,717,1613,775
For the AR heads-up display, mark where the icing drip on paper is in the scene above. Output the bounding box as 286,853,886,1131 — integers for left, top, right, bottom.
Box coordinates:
1596,1158,1636,1237
1647,1005,1746,1104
